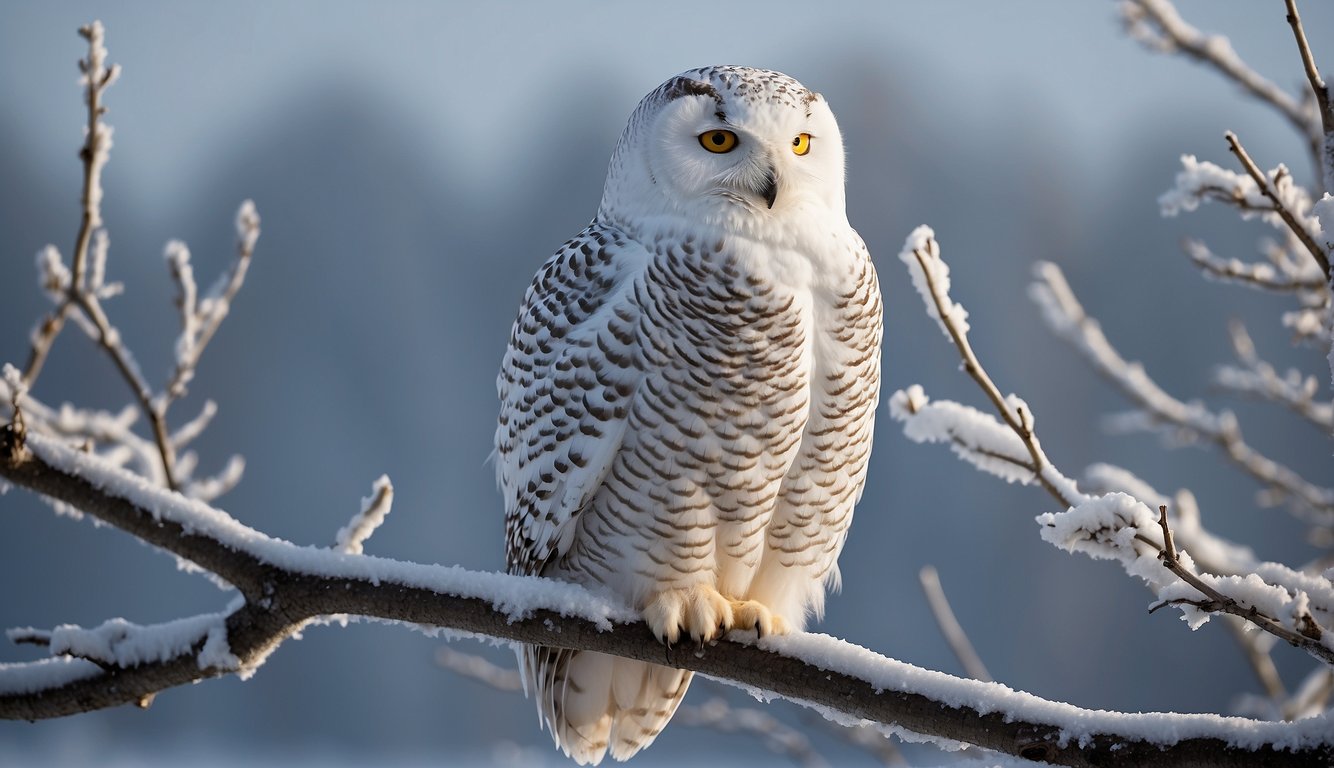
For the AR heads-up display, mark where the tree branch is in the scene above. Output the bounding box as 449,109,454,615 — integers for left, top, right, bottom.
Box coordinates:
1284,0,1334,194
1031,260,1334,525
1225,131,1331,281
1150,507,1334,665
1,429,1330,766
1121,0,1323,180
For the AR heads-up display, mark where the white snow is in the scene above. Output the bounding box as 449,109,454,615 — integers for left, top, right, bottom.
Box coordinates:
20,431,637,631
48,611,239,672
888,386,1034,486
741,630,1334,752
335,474,393,555
1160,155,1323,260
897,226,969,338
164,239,199,372
0,656,102,696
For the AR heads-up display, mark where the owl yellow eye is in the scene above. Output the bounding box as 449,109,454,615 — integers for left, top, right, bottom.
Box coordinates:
699,130,738,154
792,133,811,156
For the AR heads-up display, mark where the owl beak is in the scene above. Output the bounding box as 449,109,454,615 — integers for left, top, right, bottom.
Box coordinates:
759,167,778,209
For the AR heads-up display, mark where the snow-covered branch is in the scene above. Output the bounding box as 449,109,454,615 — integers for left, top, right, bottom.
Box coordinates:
10,25,258,496
894,227,1082,507
891,227,1334,677
1219,321,1334,432
1030,260,1334,525
1182,238,1324,293
0,428,1331,767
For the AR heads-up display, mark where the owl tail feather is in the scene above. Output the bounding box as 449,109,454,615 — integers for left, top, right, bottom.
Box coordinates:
521,646,692,765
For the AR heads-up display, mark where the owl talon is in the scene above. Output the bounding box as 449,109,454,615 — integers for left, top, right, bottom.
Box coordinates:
643,584,734,646
728,599,789,638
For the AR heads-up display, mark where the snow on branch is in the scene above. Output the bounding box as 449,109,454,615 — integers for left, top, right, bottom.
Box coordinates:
1218,321,1334,432
1038,495,1334,665
335,474,393,555
0,430,1331,766
1160,149,1327,280
1183,238,1325,293
895,229,1081,506
1030,260,1334,525
892,227,1334,678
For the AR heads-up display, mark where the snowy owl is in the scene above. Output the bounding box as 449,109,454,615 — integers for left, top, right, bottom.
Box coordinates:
495,65,881,764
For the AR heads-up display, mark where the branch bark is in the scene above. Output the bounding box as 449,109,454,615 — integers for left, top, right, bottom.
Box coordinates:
1,429,1330,766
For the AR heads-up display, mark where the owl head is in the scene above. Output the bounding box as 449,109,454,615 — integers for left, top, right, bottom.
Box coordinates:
599,66,847,233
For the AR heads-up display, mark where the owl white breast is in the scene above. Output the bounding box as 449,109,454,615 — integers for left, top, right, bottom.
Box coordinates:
495,65,881,765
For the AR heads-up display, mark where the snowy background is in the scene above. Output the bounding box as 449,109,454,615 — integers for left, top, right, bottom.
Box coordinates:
1,1,1331,765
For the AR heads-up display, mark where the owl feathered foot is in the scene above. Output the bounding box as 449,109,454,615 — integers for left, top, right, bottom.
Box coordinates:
642,586,791,646
728,598,789,638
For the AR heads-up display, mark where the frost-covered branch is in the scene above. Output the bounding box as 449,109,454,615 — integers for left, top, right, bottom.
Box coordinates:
1030,260,1334,524
0,429,1330,767
894,227,1082,507
1120,0,1323,178
1224,132,1331,281
7,24,257,497
1037,492,1334,667
893,228,1334,676
1183,239,1325,293
1219,321,1334,432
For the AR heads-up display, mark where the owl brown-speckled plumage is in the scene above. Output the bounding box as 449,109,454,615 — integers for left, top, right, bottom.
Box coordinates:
496,65,881,765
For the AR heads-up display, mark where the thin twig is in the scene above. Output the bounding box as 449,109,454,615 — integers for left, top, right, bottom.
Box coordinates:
918,565,992,682
1122,0,1322,175
70,23,117,292
1183,239,1324,293
1151,507,1334,666
21,302,74,388
911,243,1072,506
1284,0,1334,194
1225,131,1330,281
72,292,178,488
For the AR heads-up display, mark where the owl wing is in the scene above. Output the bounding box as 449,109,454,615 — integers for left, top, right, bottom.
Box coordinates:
496,222,648,577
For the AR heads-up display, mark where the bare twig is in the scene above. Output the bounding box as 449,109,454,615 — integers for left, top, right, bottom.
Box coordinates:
1225,132,1330,281
1284,0,1334,193
20,302,74,387
435,646,523,692
16,25,259,496
163,202,259,402
1121,0,1322,175
917,566,992,683
70,23,118,293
